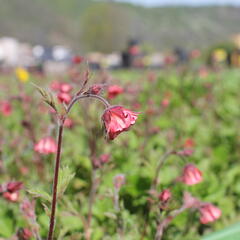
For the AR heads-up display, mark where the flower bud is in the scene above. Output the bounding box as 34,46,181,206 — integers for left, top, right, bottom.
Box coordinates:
199,203,221,224
181,164,203,185
7,181,23,193
17,228,33,240
60,83,73,93
57,92,72,104
107,85,123,99
159,189,171,202
3,191,19,202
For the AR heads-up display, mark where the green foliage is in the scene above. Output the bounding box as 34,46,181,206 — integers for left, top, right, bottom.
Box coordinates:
1,67,240,239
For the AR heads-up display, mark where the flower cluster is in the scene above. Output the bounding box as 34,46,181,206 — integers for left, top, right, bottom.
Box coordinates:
0,181,23,202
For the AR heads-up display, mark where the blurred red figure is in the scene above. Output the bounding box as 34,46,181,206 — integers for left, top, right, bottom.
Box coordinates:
3,191,19,202
181,164,203,185
17,228,33,240
87,84,103,95
0,182,23,202
184,138,195,148
57,92,72,104
199,204,221,224
60,83,72,93
72,55,83,64
0,100,12,116
183,192,201,209
102,106,139,140
114,174,125,189
107,85,123,99
161,98,170,108
7,181,23,192
34,137,57,154
159,189,171,202
99,154,110,164
21,199,36,219
63,118,74,128
50,80,61,91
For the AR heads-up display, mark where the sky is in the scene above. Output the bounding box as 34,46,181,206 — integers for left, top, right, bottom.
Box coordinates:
117,0,240,6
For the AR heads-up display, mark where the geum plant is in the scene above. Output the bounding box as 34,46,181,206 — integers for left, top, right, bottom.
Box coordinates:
34,73,139,240
141,141,222,240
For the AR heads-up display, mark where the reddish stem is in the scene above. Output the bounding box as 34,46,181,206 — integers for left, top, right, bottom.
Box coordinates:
47,123,64,240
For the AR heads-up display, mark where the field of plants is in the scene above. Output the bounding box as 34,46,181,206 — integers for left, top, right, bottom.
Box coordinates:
0,65,240,240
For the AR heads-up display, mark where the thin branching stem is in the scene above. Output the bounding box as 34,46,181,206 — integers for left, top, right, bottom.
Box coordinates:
47,123,64,240
47,93,110,240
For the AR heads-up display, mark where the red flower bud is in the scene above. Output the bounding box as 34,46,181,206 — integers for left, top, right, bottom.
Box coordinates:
99,154,110,164
34,137,57,154
87,84,103,95
60,83,72,93
159,189,171,202
161,98,170,108
199,203,221,224
181,164,203,185
7,181,23,193
72,55,83,64
184,138,195,148
50,80,61,91
3,191,19,202
57,92,72,104
63,118,74,128
102,106,139,140
0,101,12,116
17,228,33,240
107,85,123,99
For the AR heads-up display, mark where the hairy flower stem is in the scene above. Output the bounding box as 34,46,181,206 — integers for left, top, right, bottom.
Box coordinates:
114,188,124,239
46,93,110,240
155,207,186,240
151,150,174,191
141,150,173,240
47,123,64,240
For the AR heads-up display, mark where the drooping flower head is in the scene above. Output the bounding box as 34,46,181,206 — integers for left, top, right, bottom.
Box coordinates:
102,106,139,140
199,203,221,224
34,137,57,154
181,164,203,185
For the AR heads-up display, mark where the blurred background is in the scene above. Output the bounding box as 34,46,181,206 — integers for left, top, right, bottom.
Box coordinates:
0,0,240,72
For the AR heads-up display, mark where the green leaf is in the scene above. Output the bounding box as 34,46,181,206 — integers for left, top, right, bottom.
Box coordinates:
57,166,75,199
28,188,52,202
202,222,240,240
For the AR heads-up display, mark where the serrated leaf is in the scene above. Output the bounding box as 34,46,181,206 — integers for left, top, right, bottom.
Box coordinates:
28,188,52,202
32,82,58,112
57,166,75,199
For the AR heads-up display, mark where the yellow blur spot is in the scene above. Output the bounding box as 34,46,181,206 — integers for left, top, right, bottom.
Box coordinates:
15,67,29,83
